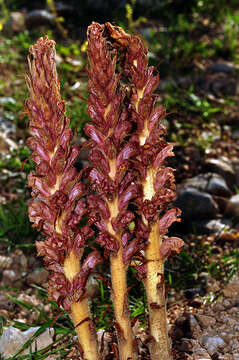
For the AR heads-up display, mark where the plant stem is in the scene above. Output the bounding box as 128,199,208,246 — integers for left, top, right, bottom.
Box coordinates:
107,198,136,360
64,250,99,360
144,222,171,360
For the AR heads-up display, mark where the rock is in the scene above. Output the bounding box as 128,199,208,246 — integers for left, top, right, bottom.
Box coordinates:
20,253,28,271
223,299,233,308
193,219,230,235
1,269,21,284
0,116,16,136
184,288,203,299
232,159,239,188
0,255,13,270
225,194,239,218
200,335,226,356
189,297,203,308
0,295,16,311
205,157,236,189
9,12,25,32
208,280,221,294
17,294,43,309
0,97,16,106
173,327,184,339
55,2,75,16
209,62,236,74
187,313,201,336
25,10,55,28
194,345,211,358
196,315,216,328
86,276,99,299
175,187,219,220
212,195,229,214
178,338,193,352
195,354,211,359
0,326,54,358
66,57,84,68
26,269,49,286
223,275,239,298
207,175,232,197
175,316,188,327
232,130,239,140
182,174,208,192
212,302,225,312
212,74,237,96
197,73,237,97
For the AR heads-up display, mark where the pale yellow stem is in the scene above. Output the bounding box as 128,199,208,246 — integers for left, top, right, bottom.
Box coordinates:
64,250,99,360
107,198,136,360
132,73,172,359
145,222,172,360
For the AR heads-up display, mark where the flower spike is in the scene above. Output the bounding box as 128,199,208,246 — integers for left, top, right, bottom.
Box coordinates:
26,36,99,360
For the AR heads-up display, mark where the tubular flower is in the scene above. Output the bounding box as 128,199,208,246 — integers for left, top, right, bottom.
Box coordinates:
26,36,100,360
106,23,184,360
86,23,138,360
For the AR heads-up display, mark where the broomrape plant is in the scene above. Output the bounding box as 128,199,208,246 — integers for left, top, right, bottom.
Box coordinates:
26,22,184,360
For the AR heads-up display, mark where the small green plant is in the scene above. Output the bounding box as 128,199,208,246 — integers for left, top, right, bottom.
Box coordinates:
0,198,37,250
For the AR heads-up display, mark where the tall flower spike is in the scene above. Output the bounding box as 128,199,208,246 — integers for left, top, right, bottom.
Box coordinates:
26,36,100,360
106,23,184,360
86,23,137,360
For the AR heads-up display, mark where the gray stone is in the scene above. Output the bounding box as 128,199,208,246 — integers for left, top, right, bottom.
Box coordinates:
184,288,202,299
200,334,226,356
178,338,193,352
175,187,219,220
0,295,15,311
207,175,232,197
225,194,239,218
25,10,55,28
0,97,16,105
0,255,13,270
232,130,239,140
232,159,239,188
205,157,236,189
187,313,200,334
210,62,236,74
86,276,99,299
26,269,48,285
175,316,187,327
0,116,16,136
196,315,216,328
9,12,25,32
182,174,208,192
1,269,21,284
0,326,54,358
180,173,231,197
193,218,230,235
223,275,239,298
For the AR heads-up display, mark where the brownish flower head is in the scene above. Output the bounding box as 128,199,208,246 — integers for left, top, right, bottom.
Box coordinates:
26,36,101,310
104,23,184,262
